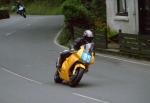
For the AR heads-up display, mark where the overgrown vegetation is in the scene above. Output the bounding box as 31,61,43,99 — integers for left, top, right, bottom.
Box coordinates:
25,0,64,15
59,0,107,46
1,0,108,46
26,1,61,15
107,27,118,38
0,0,64,15
0,0,10,10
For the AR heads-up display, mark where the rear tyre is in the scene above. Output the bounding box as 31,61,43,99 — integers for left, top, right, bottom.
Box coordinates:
54,70,62,83
69,68,85,87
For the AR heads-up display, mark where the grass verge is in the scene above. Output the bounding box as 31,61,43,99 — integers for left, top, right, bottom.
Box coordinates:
26,2,62,15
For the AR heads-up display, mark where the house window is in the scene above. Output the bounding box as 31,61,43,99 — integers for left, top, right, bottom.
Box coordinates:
117,0,128,16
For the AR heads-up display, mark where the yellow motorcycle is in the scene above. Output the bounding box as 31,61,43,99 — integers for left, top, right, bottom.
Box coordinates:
54,43,95,87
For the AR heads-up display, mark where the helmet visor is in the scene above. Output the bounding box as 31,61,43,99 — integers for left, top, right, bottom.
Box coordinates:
85,37,93,42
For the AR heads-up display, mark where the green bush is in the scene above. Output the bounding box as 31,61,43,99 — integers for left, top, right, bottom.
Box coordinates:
62,0,93,27
59,0,107,47
58,26,88,47
26,1,62,15
58,26,73,46
107,27,118,38
91,0,106,19
7,0,63,15
62,0,106,32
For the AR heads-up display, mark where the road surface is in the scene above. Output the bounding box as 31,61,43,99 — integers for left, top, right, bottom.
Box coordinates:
0,15,150,103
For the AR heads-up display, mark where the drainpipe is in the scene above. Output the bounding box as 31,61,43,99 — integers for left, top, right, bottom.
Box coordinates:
134,0,141,53
133,0,137,34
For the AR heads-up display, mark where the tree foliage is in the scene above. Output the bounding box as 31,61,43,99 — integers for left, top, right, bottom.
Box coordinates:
62,0,94,29
0,0,10,4
62,0,106,39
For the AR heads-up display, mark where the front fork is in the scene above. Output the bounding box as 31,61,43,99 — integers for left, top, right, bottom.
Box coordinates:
72,64,87,75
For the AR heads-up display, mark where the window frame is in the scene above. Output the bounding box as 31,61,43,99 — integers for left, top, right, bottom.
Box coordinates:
117,0,128,16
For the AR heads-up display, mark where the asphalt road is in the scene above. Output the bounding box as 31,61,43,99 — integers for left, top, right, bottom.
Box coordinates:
0,15,150,103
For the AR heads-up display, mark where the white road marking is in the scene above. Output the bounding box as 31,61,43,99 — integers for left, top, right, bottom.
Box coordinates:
54,29,150,67
54,27,67,49
5,31,15,36
96,53,150,67
73,93,109,103
1,67,42,85
5,33,11,36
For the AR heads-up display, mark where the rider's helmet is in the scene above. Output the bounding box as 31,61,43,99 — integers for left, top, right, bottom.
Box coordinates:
83,30,94,43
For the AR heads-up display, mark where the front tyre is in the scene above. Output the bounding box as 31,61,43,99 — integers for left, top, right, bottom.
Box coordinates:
22,13,26,18
70,68,85,87
54,70,62,83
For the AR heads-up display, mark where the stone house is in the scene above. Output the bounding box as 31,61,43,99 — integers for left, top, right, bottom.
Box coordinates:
106,0,150,35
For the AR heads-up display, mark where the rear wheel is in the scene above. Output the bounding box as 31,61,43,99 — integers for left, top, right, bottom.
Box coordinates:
54,70,62,83
69,68,85,87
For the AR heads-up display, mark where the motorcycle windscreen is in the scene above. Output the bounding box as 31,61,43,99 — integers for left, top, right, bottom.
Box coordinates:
81,43,94,64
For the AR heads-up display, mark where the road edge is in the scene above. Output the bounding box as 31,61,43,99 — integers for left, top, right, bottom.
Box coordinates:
54,29,150,67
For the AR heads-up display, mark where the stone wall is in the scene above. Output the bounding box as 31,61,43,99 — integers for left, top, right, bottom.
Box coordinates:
0,10,9,20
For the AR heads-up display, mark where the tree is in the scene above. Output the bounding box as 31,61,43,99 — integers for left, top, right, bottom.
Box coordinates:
62,0,94,39
0,0,10,4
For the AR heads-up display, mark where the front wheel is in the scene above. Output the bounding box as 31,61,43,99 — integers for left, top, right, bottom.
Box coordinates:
54,70,62,83
69,68,85,87
22,13,26,18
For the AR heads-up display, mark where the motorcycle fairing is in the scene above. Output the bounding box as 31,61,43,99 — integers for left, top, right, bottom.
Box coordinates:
60,47,84,81
59,44,95,81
